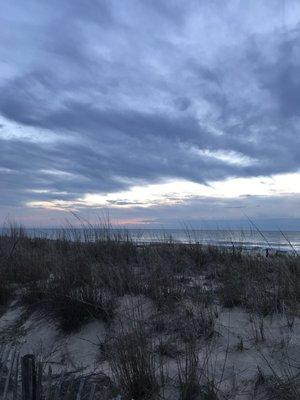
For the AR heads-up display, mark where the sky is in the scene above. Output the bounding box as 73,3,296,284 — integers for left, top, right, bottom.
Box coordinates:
0,0,300,229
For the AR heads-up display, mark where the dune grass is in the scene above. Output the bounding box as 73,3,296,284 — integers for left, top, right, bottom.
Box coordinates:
0,222,299,398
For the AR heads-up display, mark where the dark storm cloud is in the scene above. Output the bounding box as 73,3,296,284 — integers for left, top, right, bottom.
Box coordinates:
258,29,300,118
0,0,300,222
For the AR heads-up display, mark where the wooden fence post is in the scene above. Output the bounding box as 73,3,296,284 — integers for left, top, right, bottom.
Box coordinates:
21,354,36,400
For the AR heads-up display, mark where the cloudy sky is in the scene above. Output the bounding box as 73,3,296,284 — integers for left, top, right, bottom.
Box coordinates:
0,0,300,229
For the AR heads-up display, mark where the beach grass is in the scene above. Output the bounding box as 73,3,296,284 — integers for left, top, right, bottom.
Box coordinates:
0,222,299,399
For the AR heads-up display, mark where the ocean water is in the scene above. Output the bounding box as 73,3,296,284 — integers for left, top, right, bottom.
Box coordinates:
6,228,300,253
127,229,300,252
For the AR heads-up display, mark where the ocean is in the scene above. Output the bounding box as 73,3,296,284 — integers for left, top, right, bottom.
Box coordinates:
6,228,300,253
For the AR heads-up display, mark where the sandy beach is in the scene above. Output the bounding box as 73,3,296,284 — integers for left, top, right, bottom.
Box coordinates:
0,227,299,399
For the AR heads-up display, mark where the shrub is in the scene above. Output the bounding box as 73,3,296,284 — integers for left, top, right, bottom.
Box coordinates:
176,305,216,343
22,281,116,333
177,342,220,400
156,337,180,358
254,368,300,400
108,327,159,400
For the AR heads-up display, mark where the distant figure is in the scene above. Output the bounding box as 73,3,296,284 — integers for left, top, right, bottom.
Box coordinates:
266,248,269,258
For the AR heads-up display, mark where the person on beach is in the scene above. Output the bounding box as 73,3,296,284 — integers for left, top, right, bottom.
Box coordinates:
266,248,269,258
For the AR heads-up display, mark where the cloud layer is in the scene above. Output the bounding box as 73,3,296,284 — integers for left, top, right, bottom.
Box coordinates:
0,0,300,227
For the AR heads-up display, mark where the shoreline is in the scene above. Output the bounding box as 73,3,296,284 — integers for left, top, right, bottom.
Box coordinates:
1,226,299,253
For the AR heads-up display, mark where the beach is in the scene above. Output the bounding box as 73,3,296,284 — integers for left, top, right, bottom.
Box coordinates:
0,226,299,399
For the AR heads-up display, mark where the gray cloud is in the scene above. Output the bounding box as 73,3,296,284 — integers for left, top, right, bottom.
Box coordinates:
0,0,299,226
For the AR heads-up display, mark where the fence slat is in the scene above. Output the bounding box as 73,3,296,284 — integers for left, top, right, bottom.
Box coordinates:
76,378,85,400
44,365,52,400
36,362,43,400
0,345,5,363
2,348,16,400
13,351,20,400
53,370,65,399
0,347,10,380
88,383,96,400
21,354,36,400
